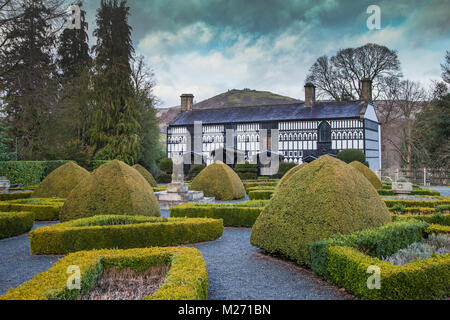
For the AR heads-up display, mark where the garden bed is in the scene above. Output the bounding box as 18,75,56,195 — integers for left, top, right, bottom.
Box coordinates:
30,215,224,254
0,198,65,221
0,211,35,239
0,247,208,300
171,201,267,227
0,192,32,201
248,189,274,200
310,220,450,299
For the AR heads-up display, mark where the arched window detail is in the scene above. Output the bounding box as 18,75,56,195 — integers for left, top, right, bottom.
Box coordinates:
318,121,332,143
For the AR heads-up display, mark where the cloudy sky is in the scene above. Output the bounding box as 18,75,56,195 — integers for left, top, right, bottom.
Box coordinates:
82,0,449,108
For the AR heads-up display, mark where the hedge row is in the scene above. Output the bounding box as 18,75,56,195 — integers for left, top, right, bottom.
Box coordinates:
30,215,224,254
0,211,35,239
426,224,450,234
171,203,264,227
0,198,65,221
310,220,450,299
378,188,441,196
1,246,208,300
248,190,274,200
0,192,32,201
388,207,435,215
0,161,70,185
234,163,258,180
243,181,278,192
392,213,450,226
383,199,450,208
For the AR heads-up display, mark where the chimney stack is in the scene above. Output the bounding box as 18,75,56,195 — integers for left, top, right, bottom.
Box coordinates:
304,83,316,106
361,78,372,103
180,94,194,112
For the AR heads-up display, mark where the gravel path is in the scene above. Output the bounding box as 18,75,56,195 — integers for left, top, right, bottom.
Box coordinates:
0,217,351,299
191,228,352,300
0,221,61,296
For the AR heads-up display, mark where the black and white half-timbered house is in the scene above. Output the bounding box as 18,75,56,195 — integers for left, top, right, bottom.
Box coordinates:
167,79,381,173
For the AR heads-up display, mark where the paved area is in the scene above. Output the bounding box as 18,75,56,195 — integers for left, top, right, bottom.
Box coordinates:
422,186,450,197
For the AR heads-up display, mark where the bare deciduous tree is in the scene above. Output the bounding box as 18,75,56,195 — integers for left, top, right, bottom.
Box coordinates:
306,43,402,101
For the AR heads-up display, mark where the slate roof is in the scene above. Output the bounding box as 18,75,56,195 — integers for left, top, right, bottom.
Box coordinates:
170,101,366,126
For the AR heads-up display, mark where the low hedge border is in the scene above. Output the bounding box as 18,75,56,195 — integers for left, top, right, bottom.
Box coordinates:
30,215,224,254
152,186,167,192
248,190,274,200
384,199,450,208
392,213,450,226
0,211,35,239
310,220,450,299
0,198,65,221
379,189,441,196
389,207,435,215
244,181,278,192
0,246,208,300
0,192,32,201
171,203,264,227
426,224,450,234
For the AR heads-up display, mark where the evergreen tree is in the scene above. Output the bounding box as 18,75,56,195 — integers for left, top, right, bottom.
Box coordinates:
0,118,15,161
0,0,59,160
90,0,140,164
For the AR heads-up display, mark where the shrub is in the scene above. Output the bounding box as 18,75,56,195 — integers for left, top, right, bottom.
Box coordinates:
0,192,32,201
0,160,70,185
427,224,450,234
60,160,160,222
378,189,395,195
389,206,434,214
436,204,450,213
190,161,245,201
392,213,450,226
171,203,264,227
30,215,223,254
156,173,172,184
132,164,157,187
159,158,173,174
275,161,297,178
234,162,258,180
384,199,450,208
0,198,64,221
1,247,208,300
310,220,429,279
32,162,90,198
277,162,308,189
337,149,366,165
349,161,382,189
250,155,392,266
244,181,278,192
187,164,206,180
248,190,274,200
0,211,34,239
309,220,450,299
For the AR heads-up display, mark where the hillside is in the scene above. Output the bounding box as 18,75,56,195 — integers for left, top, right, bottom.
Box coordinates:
157,89,300,131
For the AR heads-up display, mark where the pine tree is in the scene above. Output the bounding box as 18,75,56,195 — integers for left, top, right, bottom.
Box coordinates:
0,0,59,160
90,0,140,164
0,118,15,161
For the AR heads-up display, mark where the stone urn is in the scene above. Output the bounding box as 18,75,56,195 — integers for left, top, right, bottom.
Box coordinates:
392,181,412,195
0,177,10,194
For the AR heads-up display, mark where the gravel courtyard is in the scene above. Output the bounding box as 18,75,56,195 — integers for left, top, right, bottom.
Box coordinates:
0,216,351,299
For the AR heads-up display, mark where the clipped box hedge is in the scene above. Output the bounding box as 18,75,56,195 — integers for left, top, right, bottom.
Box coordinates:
30,215,224,254
392,213,450,226
384,198,450,208
1,246,208,300
388,207,435,215
0,198,65,221
171,202,265,227
0,160,70,185
248,190,274,200
0,211,35,239
310,220,450,299
0,192,32,201
426,224,450,234
244,181,278,192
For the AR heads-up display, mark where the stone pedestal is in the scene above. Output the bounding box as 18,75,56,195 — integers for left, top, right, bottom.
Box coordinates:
0,177,10,194
392,182,413,194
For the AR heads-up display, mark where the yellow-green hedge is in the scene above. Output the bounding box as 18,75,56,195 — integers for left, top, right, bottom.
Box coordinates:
244,181,278,192
310,220,450,299
392,213,450,226
248,189,274,200
384,198,450,208
389,207,435,215
0,192,32,201
171,202,265,227
0,211,35,239
30,215,224,254
426,224,450,234
0,198,64,221
0,247,208,300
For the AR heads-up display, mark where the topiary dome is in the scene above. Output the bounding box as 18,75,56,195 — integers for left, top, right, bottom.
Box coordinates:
32,162,89,199
132,164,157,187
190,161,245,200
277,162,308,190
250,155,391,266
349,161,382,190
60,160,160,221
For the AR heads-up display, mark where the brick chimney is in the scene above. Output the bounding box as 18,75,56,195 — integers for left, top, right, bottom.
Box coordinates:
304,83,316,106
361,78,372,103
180,94,194,112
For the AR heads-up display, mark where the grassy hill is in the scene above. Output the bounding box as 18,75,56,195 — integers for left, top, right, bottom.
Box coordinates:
157,89,300,131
